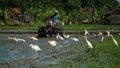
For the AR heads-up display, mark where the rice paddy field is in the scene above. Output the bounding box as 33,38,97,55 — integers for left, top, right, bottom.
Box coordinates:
0,32,120,68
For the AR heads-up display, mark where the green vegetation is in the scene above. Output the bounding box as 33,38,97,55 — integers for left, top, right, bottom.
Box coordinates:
63,24,120,30
1,23,120,30
0,0,120,26
57,35,120,68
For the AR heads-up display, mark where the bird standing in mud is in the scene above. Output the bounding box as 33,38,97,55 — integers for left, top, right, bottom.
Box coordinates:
98,30,103,36
29,44,41,52
70,37,79,42
63,33,69,39
27,36,38,41
83,36,93,48
56,33,64,40
8,36,26,42
110,34,118,46
17,38,25,42
48,40,57,46
106,30,110,37
84,29,89,36
8,36,18,42
98,30,104,42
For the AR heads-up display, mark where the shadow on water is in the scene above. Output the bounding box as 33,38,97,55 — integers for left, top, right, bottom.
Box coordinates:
0,33,119,68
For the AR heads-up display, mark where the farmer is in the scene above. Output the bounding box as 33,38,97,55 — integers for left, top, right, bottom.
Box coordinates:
50,10,60,26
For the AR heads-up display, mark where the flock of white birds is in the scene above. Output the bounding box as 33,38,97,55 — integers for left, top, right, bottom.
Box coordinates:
8,36,41,52
7,30,119,53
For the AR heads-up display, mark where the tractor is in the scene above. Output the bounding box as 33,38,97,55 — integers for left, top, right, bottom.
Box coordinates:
37,25,63,38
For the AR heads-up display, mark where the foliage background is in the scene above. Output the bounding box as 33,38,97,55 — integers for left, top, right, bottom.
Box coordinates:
0,0,119,25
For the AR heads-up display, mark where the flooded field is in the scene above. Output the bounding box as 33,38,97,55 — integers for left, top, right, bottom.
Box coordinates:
0,33,120,68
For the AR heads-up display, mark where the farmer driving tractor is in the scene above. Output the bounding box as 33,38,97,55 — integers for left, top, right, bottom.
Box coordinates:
38,10,63,38
50,10,60,26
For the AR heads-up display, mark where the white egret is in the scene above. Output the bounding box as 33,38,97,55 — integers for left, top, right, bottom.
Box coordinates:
56,34,59,39
101,36,104,42
27,36,38,41
110,34,118,46
83,36,93,48
29,44,41,52
8,37,18,42
70,37,79,42
98,30,103,36
17,38,25,42
106,30,110,37
98,30,104,42
63,33,69,39
56,33,64,40
84,29,89,36
48,40,57,46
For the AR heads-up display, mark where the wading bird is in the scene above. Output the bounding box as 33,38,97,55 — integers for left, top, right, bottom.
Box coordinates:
98,30,104,42
101,36,104,42
63,33,69,39
56,33,64,40
48,40,57,46
84,29,89,36
98,30,103,36
70,37,79,42
8,37,18,42
17,38,25,42
27,36,38,41
110,34,118,46
106,30,110,37
83,36,93,48
29,44,41,52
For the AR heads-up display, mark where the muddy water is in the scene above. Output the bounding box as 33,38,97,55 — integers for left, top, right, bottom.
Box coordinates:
0,33,106,68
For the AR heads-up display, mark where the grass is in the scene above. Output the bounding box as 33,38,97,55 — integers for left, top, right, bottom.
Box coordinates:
63,24,120,30
0,21,120,30
0,21,43,30
57,35,120,68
